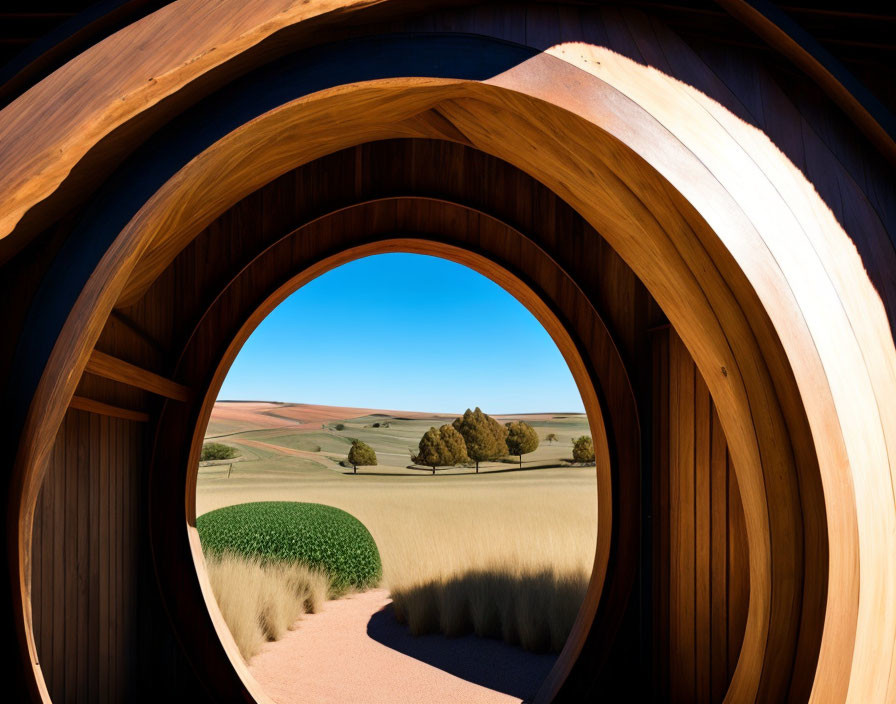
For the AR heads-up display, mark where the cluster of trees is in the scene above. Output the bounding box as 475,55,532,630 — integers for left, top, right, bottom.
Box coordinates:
413,424,468,475
412,407,541,473
344,407,596,474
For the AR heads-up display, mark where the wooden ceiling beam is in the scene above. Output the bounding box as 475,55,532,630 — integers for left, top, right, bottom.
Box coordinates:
68,395,150,422
84,349,190,402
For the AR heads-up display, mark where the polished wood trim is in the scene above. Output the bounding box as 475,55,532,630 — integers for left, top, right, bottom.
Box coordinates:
68,396,149,423
84,350,189,402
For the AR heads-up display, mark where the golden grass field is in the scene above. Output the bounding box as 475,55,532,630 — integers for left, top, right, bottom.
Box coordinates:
197,402,597,659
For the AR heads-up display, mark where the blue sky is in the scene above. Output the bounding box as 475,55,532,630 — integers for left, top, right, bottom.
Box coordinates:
218,253,585,414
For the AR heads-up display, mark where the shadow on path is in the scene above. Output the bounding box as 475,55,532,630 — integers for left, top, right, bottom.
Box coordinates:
366,604,557,700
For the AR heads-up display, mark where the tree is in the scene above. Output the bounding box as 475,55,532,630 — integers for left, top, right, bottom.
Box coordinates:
413,425,469,474
201,442,239,461
572,435,595,464
505,421,539,468
413,427,442,474
545,432,559,445
347,439,377,474
439,424,469,466
452,407,508,473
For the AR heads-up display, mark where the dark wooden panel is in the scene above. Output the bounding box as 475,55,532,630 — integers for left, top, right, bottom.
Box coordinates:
653,327,750,703
651,325,670,699
31,408,142,703
709,403,729,702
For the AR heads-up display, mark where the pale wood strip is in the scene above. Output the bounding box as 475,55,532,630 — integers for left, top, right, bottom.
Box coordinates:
84,350,189,402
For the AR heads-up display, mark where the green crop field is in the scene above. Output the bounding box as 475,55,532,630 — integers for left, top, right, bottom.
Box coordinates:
198,501,382,590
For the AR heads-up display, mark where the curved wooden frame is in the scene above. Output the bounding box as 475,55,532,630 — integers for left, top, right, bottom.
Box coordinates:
147,204,640,701
11,78,818,703
4,5,895,702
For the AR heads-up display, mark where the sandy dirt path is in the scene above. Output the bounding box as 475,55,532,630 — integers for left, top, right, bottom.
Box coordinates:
248,589,556,704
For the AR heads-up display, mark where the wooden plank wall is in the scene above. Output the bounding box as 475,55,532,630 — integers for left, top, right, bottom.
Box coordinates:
652,327,749,703
31,408,141,703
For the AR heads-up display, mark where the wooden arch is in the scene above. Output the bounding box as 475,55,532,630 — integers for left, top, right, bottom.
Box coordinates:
151,200,640,703
2,3,895,703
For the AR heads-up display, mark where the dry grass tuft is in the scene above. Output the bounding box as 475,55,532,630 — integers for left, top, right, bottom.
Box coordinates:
379,493,595,653
204,552,330,659
391,567,589,653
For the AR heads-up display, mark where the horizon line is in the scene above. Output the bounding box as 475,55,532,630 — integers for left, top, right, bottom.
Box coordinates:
215,399,587,416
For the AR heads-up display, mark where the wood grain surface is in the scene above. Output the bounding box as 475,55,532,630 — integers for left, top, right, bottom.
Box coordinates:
653,328,750,703
84,350,190,402
3,3,895,703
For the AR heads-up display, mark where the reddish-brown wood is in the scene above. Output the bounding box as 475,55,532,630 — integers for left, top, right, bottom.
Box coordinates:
653,328,751,703
158,197,644,704
21,142,655,702
710,404,729,702
31,409,142,703
3,2,894,703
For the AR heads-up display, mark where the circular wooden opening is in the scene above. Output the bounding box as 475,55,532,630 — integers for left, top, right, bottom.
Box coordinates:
182,241,615,702
13,40,846,696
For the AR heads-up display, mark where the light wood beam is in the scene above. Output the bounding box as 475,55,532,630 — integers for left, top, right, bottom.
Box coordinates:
84,350,190,402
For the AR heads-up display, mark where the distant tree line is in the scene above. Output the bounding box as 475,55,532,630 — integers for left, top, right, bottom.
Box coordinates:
344,406,594,474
